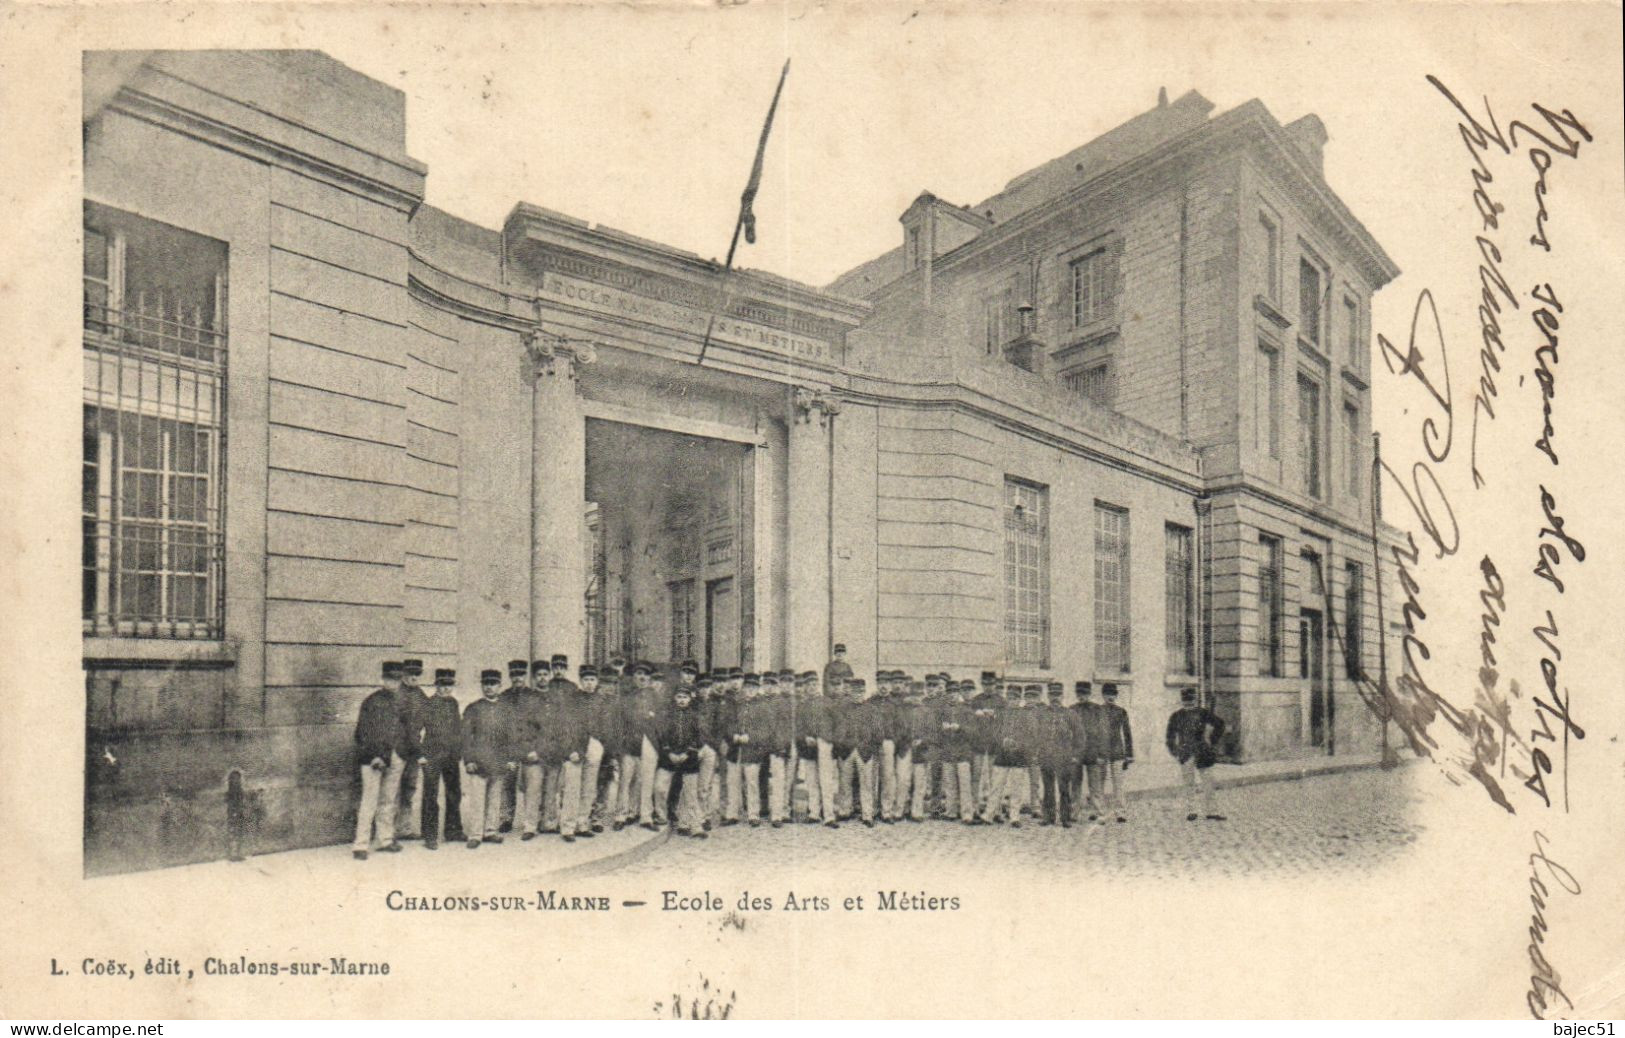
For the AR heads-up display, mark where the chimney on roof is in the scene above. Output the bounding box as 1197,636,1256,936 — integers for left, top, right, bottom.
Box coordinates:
1284,113,1329,175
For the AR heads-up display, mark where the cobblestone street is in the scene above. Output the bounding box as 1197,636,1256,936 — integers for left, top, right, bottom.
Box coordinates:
606,765,1423,879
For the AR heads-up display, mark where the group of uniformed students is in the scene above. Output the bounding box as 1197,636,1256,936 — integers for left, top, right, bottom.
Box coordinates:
351,645,1230,858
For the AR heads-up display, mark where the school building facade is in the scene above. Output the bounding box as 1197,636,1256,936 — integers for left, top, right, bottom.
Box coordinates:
81,51,1399,873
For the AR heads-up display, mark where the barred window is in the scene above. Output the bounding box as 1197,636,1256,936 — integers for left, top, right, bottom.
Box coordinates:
1094,503,1131,672
1062,362,1113,408
1003,478,1050,668
1165,523,1194,674
83,202,227,639
1344,562,1364,679
1070,248,1114,326
668,579,694,662
1259,534,1283,676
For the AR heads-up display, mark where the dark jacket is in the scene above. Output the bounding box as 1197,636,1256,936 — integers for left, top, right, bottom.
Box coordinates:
1101,701,1134,761
586,690,621,752
1075,700,1110,765
823,659,854,696
620,685,664,753
397,686,428,760
904,700,937,762
845,697,889,757
461,696,511,775
1166,706,1226,767
795,695,832,751
968,693,1003,755
1033,703,1080,769
657,704,703,772
546,690,593,763
994,706,1037,767
354,686,401,767
937,700,976,763
736,695,773,764
505,686,545,761
421,692,463,761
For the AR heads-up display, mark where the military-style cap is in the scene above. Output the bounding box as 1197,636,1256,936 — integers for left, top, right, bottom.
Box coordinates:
381,661,403,679
1022,685,1043,698
832,643,847,653
402,659,424,676
579,665,598,679
609,654,627,668
550,654,569,668
743,674,760,687
679,658,699,674
480,669,501,684
434,668,455,685
672,684,693,699
696,674,714,688
849,678,867,693
531,659,550,675
980,670,998,682
1047,683,1065,697
798,670,818,682
761,672,779,685
631,660,653,675
1102,683,1121,699
507,659,528,677
1075,680,1093,695
1180,687,1198,701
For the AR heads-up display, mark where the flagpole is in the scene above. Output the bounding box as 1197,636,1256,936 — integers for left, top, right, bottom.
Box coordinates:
697,58,790,367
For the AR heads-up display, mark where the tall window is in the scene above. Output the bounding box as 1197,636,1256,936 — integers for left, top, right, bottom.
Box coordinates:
1257,341,1280,458
1070,247,1114,326
1344,562,1364,679
668,579,694,662
906,225,922,270
1299,256,1323,346
1003,478,1050,668
1344,401,1362,499
1259,533,1283,676
983,282,1020,355
1298,374,1323,498
1344,295,1360,365
1260,211,1280,301
1165,523,1195,674
1094,503,1131,672
83,202,227,639
1062,362,1113,408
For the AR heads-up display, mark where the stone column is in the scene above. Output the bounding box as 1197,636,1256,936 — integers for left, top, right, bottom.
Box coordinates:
527,332,592,668
785,387,837,671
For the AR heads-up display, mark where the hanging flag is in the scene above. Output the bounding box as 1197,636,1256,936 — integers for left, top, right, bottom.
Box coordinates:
697,58,791,366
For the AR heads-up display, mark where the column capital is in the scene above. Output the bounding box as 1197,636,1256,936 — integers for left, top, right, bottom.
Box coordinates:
522,327,597,382
792,385,842,427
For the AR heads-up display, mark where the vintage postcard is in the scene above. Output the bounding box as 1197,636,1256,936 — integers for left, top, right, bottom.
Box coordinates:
0,0,1621,1020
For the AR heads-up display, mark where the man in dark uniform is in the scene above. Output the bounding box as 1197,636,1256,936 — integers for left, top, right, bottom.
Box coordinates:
394,659,428,839
734,673,769,826
552,663,592,842
580,664,618,834
838,678,882,827
1036,682,1080,828
460,669,514,848
968,673,1003,823
616,661,663,831
1074,680,1111,823
352,661,407,859
504,659,545,840
894,678,931,821
538,654,578,833
987,684,1034,827
1166,687,1227,821
937,679,976,823
655,683,706,837
420,667,465,849
823,642,854,697
1099,682,1135,823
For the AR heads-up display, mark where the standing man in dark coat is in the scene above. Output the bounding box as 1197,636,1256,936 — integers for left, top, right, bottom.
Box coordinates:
968,673,1003,823
936,679,976,823
615,660,663,831
394,659,428,840
655,683,705,837
1036,682,1080,828
823,642,854,698
581,664,618,835
734,673,769,826
351,661,407,859
1075,681,1112,823
1099,683,1135,823
504,659,544,840
419,667,465,849
1166,687,1227,821
461,669,515,848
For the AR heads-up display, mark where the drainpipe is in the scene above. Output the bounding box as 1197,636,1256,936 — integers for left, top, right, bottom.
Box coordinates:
1177,185,1191,442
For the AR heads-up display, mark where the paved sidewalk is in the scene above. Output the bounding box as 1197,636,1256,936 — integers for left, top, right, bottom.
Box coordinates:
1121,750,1400,802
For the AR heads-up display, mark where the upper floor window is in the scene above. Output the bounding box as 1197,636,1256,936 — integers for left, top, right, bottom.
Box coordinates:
1297,373,1323,499
983,282,1021,355
668,579,695,662
1299,255,1325,346
1070,247,1115,327
1062,362,1113,408
1165,523,1195,675
1259,211,1280,301
83,202,227,639
1094,502,1131,673
1343,295,1360,366
1003,478,1050,668
1344,401,1362,500
1257,340,1280,459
